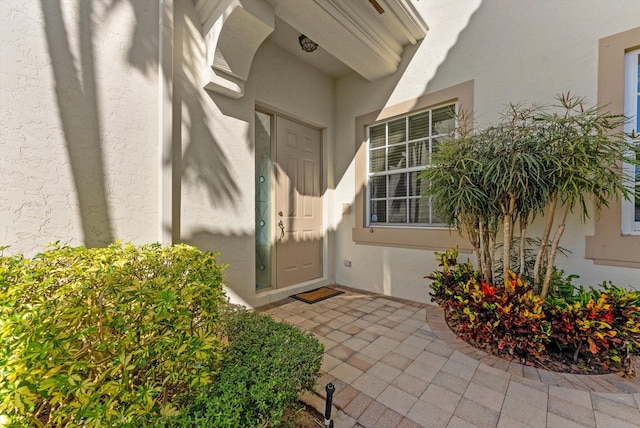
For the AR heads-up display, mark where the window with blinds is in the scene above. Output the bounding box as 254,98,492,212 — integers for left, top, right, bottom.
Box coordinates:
366,104,455,226
623,49,640,234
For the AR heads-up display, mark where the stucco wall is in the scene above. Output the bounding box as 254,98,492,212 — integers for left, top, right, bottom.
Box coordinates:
1,1,159,256
333,0,640,302
4,0,637,307
177,0,335,307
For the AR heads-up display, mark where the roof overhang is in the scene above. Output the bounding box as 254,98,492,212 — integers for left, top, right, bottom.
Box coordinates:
193,0,428,98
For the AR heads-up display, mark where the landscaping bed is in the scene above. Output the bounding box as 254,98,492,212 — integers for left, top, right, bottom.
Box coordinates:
429,249,640,377
292,402,324,428
420,94,640,377
443,307,624,375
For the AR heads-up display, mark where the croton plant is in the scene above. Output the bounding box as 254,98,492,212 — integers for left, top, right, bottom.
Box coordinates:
428,248,640,376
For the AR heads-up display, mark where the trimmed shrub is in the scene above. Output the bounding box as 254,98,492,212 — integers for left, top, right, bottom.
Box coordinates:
0,243,227,427
174,308,324,427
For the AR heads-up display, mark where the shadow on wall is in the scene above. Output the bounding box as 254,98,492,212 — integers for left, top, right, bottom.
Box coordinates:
333,1,483,186
40,0,114,247
180,226,256,302
126,0,160,78
332,41,423,185
177,5,242,210
331,3,484,297
39,0,242,250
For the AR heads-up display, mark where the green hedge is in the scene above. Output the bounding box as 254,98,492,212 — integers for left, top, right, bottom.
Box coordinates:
173,309,324,427
1,243,325,427
0,243,227,427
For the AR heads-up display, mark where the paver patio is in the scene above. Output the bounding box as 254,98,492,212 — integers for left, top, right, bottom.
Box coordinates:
257,286,640,428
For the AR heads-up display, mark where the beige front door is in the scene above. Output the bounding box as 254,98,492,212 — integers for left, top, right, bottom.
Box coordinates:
274,116,323,288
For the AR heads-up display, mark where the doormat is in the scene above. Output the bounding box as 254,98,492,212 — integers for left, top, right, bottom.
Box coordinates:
291,287,344,304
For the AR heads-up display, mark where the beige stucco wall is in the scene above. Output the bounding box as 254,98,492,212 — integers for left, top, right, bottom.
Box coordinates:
333,0,640,302
1,1,159,256
4,0,638,307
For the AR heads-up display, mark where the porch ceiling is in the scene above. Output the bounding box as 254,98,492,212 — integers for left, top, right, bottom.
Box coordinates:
193,0,428,97
263,0,428,81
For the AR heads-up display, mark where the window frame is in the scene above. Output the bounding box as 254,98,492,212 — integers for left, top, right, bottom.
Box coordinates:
352,80,474,250
365,104,456,228
621,48,640,235
585,27,640,268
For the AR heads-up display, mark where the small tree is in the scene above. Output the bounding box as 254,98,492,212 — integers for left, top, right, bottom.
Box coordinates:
422,94,636,298
424,104,550,284
424,132,499,283
533,94,634,298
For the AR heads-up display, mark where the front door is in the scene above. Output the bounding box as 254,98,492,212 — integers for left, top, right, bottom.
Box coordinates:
274,116,323,288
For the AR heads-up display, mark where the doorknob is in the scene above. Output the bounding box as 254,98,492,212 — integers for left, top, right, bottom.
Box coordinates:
278,219,285,240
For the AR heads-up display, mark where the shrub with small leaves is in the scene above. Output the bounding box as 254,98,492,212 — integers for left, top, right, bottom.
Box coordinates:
173,308,324,428
0,243,227,427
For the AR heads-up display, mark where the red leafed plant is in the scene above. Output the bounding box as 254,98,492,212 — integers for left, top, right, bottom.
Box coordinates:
428,248,640,376
546,283,640,374
481,280,495,298
429,249,550,362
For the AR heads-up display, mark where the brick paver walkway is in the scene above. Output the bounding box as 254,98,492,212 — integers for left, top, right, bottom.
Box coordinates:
258,286,640,427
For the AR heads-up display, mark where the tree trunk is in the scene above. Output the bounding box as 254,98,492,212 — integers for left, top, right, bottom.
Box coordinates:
518,215,528,276
483,227,493,284
478,218,486,279
534,190,558,292
502,195,517,283
467,219,482,278
502,211,511,280
541,205,570,299
541,223,565,299
490,231,497,285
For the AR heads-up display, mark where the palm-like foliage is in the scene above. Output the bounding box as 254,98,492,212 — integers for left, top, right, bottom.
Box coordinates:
532,94,634,298
422,94,636,297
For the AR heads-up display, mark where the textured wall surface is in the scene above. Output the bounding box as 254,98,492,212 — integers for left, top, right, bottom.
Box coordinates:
333,0,640,301
3,0,639,307
1,0,159,256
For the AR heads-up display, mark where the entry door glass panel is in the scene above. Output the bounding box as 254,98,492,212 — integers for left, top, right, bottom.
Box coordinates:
255,111,272,290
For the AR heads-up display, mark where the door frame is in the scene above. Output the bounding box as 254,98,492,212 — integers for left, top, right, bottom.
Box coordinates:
255,106,325,290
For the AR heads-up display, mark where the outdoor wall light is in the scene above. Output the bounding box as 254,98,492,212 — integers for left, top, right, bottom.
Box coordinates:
298,34,318,52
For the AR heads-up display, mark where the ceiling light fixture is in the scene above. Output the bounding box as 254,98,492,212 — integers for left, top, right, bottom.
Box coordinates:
298,34,318,52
